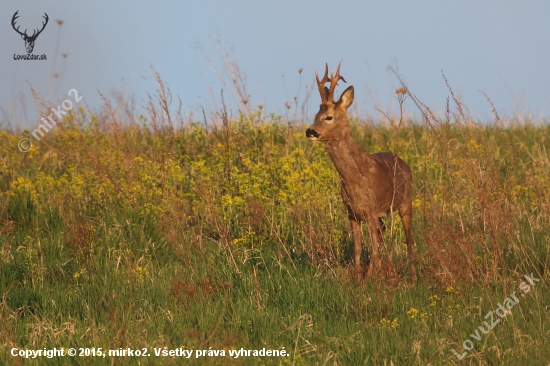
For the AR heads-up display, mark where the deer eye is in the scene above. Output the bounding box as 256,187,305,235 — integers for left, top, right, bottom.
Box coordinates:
325,116,333,121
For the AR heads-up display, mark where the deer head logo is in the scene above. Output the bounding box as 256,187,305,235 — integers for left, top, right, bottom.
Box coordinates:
12,11,49,54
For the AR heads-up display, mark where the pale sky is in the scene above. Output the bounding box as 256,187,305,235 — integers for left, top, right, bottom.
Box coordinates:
2,0,550,127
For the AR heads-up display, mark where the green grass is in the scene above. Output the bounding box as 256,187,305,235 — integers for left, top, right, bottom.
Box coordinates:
1,89,549,365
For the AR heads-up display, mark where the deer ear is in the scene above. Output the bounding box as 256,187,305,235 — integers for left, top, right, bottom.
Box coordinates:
337,86,354,109
21,34,25,40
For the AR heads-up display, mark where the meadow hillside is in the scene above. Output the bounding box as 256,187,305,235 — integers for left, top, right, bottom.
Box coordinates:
1,82,549,365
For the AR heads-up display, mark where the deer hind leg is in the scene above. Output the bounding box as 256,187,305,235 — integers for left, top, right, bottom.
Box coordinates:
349,218,363,274
399,205,417,282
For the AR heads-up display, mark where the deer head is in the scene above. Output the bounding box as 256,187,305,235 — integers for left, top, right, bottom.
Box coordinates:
12,11,49,54
306,61,354,141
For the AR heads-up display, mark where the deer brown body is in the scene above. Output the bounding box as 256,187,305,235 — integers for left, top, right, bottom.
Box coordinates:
306,62,417,280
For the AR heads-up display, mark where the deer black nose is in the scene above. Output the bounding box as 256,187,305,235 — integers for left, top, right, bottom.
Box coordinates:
305,128,319,138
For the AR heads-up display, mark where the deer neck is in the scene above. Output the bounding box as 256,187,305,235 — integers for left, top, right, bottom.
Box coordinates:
325,128,371,183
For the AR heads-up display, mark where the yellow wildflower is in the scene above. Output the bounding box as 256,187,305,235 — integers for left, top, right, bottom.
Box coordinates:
407,307,419,319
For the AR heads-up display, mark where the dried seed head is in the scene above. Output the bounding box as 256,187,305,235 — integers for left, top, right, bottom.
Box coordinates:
396,88,407,95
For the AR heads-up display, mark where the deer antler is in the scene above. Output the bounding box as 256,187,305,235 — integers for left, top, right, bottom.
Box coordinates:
11,11,25,37
327,61,347,103
316,62,347,104
315,63,329,102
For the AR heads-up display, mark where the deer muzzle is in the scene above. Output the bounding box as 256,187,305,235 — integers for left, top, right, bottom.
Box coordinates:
305,128,320,140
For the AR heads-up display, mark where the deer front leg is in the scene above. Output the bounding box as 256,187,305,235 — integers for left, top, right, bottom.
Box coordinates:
349,218,363,274
366,218,382,275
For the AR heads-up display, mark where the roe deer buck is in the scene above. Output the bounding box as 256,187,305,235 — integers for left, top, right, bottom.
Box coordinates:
305,62,417,281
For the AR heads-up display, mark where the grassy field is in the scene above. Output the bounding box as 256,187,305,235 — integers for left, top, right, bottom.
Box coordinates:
1,82,549,365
